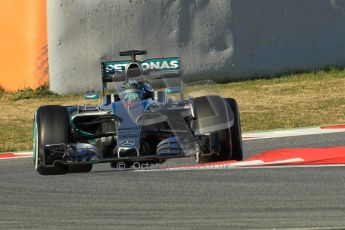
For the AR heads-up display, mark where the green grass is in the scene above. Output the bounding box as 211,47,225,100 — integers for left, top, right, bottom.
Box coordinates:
1,68,345,152
0,86,80,152
226,67,345,128
0,86,4,98
9,84,60,100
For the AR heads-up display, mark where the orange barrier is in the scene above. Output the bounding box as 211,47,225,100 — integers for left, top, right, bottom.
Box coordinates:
0,0,47,92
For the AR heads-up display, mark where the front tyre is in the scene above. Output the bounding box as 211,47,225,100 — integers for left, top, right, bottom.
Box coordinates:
34,105,70,175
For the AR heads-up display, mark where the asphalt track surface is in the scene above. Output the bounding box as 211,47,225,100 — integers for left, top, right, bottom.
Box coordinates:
1,132,345,229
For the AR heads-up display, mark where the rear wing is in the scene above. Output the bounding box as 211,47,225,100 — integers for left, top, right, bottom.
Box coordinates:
101,57,181,83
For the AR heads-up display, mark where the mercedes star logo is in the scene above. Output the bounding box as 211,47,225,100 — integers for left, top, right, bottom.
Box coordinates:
120,140,136,147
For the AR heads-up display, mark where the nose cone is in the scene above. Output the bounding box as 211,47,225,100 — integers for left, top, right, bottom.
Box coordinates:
113,100,150,158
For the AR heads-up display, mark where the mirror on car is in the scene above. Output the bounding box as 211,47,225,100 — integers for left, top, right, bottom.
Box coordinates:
83,91,100,100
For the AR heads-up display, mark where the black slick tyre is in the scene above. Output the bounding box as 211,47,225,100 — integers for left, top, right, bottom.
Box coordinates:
224,98,243,161
34,105,69,175
192,96,232,163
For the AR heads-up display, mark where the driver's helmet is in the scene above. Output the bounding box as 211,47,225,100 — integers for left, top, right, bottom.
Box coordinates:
119,79,154,101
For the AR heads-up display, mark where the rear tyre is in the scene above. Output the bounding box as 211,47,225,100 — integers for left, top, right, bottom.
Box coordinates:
34,105,70,175
192,96,232,163
225,98,243,161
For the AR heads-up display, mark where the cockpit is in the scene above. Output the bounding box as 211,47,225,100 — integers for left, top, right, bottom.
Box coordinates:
119,80,154,102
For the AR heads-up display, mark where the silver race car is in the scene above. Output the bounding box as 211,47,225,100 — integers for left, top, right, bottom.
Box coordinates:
33,50,243,175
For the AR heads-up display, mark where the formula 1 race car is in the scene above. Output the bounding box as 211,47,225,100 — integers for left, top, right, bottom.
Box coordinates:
33,50,243,175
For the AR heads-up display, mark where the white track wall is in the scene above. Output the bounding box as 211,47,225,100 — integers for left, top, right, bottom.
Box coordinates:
47,0,345,94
